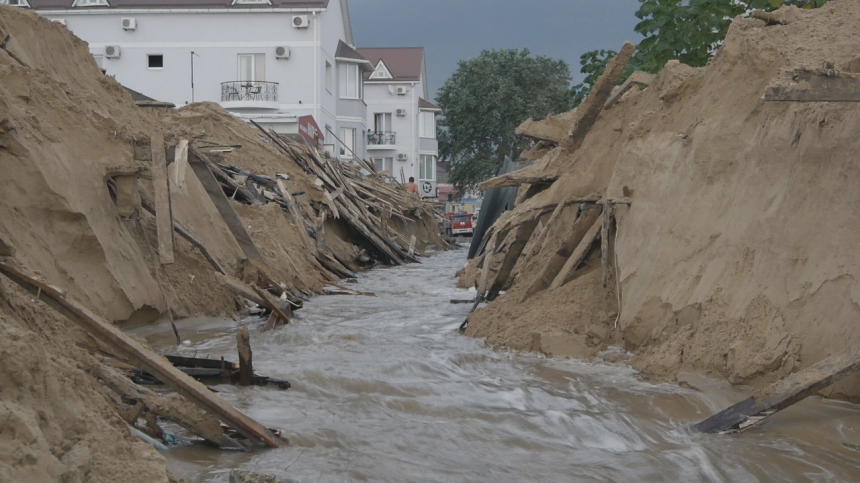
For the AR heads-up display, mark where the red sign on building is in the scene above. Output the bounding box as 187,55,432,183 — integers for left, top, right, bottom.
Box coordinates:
298,115,324,149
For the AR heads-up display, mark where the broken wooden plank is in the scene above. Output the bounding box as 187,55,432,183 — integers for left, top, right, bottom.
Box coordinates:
188,148,262,261
550,214,603,290
601,204,613,288
251,284,291,324
565,42,636,152
151,134,175,265
604,70,655,109
408,235,416,258
98,364,246,450
277,179,317,257
174,139,189,187
487,218,541,300
478,174,559,192
0,263,280,448
764,69,860,102
522,207,602,301
694,346,860,434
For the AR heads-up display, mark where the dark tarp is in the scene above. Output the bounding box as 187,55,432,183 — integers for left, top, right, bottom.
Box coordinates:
467,156,520,259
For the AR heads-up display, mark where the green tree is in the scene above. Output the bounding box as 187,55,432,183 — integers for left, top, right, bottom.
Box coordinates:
633,0,830,74
437,49,573,190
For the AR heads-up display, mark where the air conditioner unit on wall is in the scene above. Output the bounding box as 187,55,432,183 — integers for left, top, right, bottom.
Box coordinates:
395,109,407,116
292,15,309,28
395,86,408,95
105,45,121,58
121,18,136,30
275,46,290,59
397,153,408,161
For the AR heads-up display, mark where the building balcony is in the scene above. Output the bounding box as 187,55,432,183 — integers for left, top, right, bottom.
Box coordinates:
367,131,396,149
220,81,279,110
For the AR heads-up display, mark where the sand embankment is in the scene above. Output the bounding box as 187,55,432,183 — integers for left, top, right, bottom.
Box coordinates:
464,2,860,398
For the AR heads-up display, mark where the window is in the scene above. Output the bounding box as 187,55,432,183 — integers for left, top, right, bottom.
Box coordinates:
420,154,436,180
238,54,265,82
338,63,362,100
147,54,163,69
324,144,335,156
325,61,333,93
233,0,269,4
369,60,392,80
373,157,394,174
419,112,436,138
73,0,108,6
373,113,392,132
2,0,31,7
339,128,355,156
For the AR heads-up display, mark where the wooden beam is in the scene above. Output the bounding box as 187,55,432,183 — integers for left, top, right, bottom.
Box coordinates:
550,214,603,290
764,70,860,102
0,263,280,448
601,204,613,288
277,180,317,257
565,42,636,152
694,346,860,434
150,134,175,265
97,364,246,450
604,70,655,109
478,174,559,192
173,139,189,187
251,284,292,325
487,218,541,300
188,149,261,260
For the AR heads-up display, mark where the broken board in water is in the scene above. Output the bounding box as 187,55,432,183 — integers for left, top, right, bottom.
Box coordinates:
694,346,860,433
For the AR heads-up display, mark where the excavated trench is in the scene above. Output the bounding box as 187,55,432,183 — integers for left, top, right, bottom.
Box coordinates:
135,250,860,482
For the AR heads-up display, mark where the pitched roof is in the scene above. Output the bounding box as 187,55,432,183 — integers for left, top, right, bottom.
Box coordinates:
419,97,440,111
335,40,373,72
356,47,424,82
27,0,329,10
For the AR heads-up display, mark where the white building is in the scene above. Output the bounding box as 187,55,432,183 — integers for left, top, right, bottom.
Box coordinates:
22,0,371,157
356,47,440,199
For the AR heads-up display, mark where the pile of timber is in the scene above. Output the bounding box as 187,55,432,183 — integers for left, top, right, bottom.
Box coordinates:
208,122,428,268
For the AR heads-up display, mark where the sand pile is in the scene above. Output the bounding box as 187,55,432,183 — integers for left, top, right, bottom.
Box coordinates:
1,5,444,480
464,1,860,397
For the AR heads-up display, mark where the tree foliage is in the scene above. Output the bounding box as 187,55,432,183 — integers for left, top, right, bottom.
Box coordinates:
436,49,573,190
633,0,830,73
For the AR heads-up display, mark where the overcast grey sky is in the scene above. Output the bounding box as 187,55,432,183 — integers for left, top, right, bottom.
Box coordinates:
350,0,644,102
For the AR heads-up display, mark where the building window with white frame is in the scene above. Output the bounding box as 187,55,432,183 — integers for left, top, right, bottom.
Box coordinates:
2,0,31,6
373,157,394,174
238,54,265,82
339,128,355,156
338,63,362,100
325,61,333,93
419,112,436,139
420,154,436,180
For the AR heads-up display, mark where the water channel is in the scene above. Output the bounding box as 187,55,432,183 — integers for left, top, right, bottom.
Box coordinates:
136,249,860,482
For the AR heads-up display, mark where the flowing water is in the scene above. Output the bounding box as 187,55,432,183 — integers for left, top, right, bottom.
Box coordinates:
136,249,860,482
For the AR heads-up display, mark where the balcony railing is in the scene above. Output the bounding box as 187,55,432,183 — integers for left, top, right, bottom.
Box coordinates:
221,81,279,102
367,131,396,146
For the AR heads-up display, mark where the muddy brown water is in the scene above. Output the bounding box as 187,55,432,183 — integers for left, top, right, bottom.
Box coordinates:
134,249,860,482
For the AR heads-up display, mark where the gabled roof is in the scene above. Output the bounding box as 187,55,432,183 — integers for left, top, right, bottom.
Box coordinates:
335,40,373,72
419,97,441,111
356,47,424,82
26,0,329,10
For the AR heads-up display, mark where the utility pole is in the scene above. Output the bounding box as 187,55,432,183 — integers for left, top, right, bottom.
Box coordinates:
190,51,199,103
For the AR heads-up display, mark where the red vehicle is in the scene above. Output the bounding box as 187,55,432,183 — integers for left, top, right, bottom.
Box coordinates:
448,212,474,237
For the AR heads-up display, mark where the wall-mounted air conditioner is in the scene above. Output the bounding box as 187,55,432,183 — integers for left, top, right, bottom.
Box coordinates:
292,15,309,28
397,153,408,161
275,46,290,59
395,86,408,95
121,17,136,30
395,109,407,116
105,45,121,58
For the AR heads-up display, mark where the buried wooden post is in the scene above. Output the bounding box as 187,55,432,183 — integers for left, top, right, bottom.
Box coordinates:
151,134,175,265
601,204,613,288
236,326,253,386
